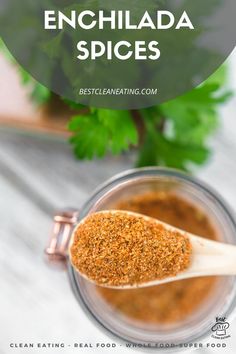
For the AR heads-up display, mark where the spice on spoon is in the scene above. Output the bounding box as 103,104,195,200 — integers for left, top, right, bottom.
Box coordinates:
70,211,192,287
97,192,218,324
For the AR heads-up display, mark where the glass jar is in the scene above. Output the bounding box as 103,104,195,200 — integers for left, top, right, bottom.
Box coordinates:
46,167,236,351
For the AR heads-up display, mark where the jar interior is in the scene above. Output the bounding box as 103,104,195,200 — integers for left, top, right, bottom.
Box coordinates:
71,174,236,345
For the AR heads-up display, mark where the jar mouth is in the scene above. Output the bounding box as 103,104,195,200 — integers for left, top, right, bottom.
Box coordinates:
77,167,236,225
68,167,236,351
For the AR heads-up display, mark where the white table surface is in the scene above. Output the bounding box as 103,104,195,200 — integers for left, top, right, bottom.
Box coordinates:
1,49,236,354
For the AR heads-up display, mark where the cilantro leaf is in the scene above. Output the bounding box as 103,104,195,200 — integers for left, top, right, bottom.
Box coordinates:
68,109,138,159
97,109,138,154
63,98,85,111
137,112,209,170
69,113,109,159
1,35,232,171
137,66,231,170
159,68,232,145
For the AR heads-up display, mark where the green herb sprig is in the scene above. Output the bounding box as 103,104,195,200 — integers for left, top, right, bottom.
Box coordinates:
0,38,232,171
69,66,231,170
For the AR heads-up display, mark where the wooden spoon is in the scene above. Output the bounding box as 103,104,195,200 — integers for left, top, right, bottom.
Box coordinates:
69,210,236,289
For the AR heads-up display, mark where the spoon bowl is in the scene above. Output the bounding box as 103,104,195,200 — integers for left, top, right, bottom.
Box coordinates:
69,210,236,289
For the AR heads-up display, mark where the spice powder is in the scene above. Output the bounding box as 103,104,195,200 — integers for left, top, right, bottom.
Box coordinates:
97,192,219,324
70,211,192,286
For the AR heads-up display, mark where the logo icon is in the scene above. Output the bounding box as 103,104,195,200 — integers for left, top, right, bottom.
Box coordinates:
211,317,230,339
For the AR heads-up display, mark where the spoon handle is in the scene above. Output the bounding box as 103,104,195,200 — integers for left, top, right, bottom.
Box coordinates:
188,235,236,276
